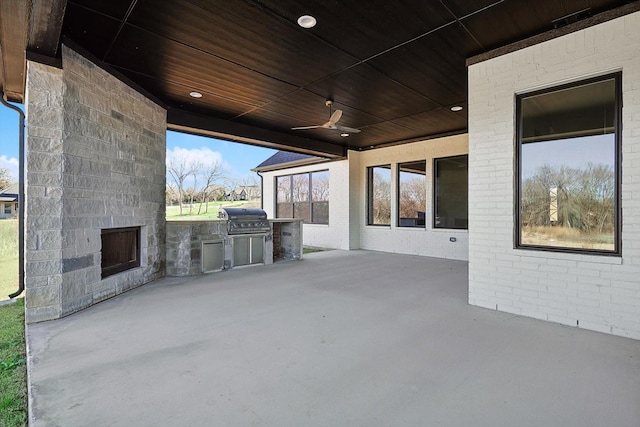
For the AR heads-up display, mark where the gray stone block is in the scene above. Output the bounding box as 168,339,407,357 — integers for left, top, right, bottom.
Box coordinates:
62,254,94,273
26,284,61,309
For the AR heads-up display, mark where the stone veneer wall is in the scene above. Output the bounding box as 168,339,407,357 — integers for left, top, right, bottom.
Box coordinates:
166,221,280,276
25,45,166,322
166,221,230,276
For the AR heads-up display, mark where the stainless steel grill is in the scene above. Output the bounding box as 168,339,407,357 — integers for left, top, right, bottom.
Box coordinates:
218,207,271,235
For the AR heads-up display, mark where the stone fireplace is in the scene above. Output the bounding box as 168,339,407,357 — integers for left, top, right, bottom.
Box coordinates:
24,45,166,322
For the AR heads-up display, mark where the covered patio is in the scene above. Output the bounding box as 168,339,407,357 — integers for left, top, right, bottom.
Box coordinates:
27,251,640,426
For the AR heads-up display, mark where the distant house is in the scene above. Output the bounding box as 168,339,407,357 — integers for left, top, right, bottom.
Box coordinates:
225,185,261,201
0,183,18,219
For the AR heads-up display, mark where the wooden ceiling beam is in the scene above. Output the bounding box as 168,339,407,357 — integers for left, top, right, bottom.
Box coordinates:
168,108,347,158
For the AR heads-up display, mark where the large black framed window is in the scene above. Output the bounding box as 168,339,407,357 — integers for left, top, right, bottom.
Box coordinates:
397,161,426,228
276,171,329,224
434,155,468,229
367,165,391,226
516,73,621,255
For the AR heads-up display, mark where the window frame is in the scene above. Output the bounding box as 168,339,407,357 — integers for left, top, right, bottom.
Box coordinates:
514,72,622,256
274,170,329,225
433,154,468,230
396,160,426,228
367,164,392,226
101,226,141,279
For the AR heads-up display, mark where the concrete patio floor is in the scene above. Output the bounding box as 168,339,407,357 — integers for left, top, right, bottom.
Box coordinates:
27,250,640,426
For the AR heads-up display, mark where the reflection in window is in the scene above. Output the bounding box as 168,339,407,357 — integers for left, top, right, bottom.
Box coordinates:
276,176,292,218
293,173,310,222
275,171,329,224
517,73,620,253
398,161,426,228
434,156,468,229
311,170,329,224
367,165,391,226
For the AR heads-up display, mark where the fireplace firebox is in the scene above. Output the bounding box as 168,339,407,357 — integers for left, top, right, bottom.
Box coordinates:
101,227,141,278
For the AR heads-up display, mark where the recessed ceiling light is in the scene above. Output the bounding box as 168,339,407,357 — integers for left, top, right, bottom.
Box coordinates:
189,91,203,98
450,105,463,112
297,15,317,28
340,133,349,137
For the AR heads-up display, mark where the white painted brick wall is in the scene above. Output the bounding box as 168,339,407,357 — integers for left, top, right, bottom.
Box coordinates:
355,135,469,260
262,134,469,260
261,159,352,250
468,12,640,339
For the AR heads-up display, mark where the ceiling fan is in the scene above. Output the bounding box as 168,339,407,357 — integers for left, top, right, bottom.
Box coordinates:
291,100,361,134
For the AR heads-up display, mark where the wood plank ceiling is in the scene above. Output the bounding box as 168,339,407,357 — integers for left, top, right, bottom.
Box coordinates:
1,0,638,156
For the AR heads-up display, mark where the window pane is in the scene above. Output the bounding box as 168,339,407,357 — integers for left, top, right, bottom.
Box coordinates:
518,76,618,252
435,156,468,229
294,202,311,222
368,166,391,225
276,176,291,203
311,171,329,202
292,174,309,202
277,203,292,218
276,176,292,219
398,161,426,228
311,201,329,224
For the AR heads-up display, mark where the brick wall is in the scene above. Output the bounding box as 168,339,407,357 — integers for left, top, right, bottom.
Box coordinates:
25,46,167,322
354,134,469,260
261,134,468,260
468,12,640,339
262,159,352,250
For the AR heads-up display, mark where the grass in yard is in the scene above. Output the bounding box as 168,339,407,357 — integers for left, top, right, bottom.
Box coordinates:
166,200,259,220
303,247,325,254
0,219,19,300
0,298,27,427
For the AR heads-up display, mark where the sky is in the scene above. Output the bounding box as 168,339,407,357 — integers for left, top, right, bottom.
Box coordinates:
521,134,614,178
0,102,277,186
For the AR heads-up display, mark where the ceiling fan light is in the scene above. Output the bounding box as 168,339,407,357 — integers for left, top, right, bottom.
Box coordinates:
297,15,317,28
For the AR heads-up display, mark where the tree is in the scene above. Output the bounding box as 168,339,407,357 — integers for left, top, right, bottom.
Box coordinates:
197,161,223,214
371,170,391,224
167,154,197,216
521,162,615,242
0,168,13,189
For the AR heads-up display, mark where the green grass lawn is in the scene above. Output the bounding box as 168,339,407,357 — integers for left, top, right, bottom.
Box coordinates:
0,220,19,300
166,200,258,220
0,219,27,426
0,299,27,426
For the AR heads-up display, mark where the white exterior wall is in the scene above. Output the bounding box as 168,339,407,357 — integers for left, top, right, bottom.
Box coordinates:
261,159,352,250
468,12,640,339
260,134,468,258
0,202,18,219
355,134,469,260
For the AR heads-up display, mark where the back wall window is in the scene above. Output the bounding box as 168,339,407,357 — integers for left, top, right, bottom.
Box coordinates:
516,73,621,254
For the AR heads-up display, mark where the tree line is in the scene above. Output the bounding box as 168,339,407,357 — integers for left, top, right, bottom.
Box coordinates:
166,154,259,216
521,163,615,235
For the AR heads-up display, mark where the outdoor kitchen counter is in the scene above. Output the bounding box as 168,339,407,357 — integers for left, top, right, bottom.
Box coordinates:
166,219,302,277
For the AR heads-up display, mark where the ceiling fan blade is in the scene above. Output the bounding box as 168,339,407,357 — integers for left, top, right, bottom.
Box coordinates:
291,125,323,130
327,109,343,126
335,125,361,133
